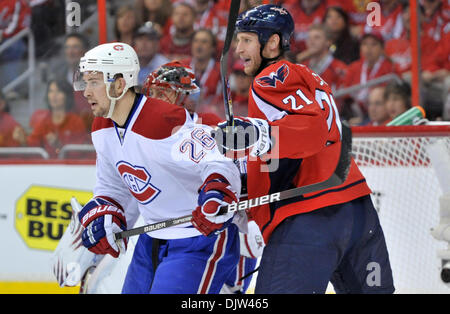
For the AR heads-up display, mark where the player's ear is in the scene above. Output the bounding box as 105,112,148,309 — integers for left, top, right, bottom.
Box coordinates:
264,34,281,58
112,76,126,96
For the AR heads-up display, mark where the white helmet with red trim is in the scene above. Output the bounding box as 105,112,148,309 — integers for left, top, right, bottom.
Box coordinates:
74,42,140,118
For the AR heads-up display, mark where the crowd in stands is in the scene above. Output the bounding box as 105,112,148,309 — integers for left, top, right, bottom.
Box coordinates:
0,0,449,159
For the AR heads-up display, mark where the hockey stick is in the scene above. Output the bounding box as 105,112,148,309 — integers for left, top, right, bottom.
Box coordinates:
114,123,352,241
220,0,240,127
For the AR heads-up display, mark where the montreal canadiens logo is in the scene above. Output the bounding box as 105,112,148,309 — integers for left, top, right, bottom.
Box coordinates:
113,44,124,51
116,161,160,204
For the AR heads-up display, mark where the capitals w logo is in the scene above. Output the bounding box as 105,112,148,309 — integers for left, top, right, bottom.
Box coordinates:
256,64,289,88
116,161,161,204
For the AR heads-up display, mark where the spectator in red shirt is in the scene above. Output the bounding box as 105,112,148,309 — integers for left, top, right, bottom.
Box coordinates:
180,28,222,113
364,85,390,126
0,0,31,93
322,6,360,64
343,31,395,117
193,0,228,52
421,0,448,42
0,0,31,41
385,3,441,79
160,1,196,60
18,79,88,159
0,90,26,147
363,0,404,41
297,23,348,92
284,0,328,54
422,31,450,83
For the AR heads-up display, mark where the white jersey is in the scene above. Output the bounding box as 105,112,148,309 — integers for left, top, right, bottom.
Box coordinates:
91,94,241,239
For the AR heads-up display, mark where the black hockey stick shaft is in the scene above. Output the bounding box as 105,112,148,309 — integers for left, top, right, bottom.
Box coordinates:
114,123,352,241
220,0,240,127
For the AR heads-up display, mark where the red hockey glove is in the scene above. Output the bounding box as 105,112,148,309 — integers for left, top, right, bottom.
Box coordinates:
191,173,238,237
78,197,127,258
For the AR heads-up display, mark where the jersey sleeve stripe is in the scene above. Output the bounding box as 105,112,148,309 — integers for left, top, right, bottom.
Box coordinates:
251,84,288,122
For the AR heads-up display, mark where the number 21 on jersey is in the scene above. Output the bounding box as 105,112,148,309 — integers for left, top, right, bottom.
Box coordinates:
282,88,343,138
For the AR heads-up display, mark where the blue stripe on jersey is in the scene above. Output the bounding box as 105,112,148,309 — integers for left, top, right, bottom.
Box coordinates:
113,93,144,144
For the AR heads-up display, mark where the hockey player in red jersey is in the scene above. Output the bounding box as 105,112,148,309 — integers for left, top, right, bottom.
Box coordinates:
210,4,394,294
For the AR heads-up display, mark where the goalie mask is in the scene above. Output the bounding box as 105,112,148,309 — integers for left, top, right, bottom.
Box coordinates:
142,61,200,106
73,43,140,118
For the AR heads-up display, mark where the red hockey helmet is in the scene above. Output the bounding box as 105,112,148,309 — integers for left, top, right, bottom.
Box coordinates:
142,61,200,98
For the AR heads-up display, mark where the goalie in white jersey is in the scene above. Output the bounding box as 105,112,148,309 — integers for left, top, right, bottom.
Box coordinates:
72,42,241,293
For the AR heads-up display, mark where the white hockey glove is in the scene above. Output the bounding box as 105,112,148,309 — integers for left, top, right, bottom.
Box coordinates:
51,198,100,287
212,117,272,159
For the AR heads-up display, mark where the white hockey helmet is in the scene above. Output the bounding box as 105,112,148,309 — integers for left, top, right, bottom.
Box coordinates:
74,42,140,118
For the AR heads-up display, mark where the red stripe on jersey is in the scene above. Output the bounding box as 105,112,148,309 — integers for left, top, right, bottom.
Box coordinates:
92,117,114,133
198,229,227,294
132,97,187,140
237,256,245,286
197,112,222,126
243,234,256,259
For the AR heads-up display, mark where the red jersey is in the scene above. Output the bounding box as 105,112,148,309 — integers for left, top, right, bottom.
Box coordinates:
0,111,21,147
425,31,450,72
247,60,371,242
385,32,437,74
196,112,222,127
284,0,328,53
159,34,192,61
27,112,87,158
0,0,31,39
194,1,228,44
343,56,395,111
362,1,403,41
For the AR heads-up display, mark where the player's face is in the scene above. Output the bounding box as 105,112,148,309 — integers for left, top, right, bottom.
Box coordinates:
236,32,262,76
150,87,177,104
82,72,111,117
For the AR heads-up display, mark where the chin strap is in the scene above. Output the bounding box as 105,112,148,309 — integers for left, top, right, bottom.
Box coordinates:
105,83,129,119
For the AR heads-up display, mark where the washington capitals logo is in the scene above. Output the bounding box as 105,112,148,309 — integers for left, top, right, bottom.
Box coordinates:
255,64,289,88
116,161,161,204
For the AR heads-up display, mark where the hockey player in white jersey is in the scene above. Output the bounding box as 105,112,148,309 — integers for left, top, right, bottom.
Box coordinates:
143,61,264,294
72,42,242,293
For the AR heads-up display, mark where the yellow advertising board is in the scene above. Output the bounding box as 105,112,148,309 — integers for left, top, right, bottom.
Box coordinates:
15,186,93,251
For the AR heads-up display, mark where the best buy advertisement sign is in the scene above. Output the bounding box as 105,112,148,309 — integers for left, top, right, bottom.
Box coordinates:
15,186,92,251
